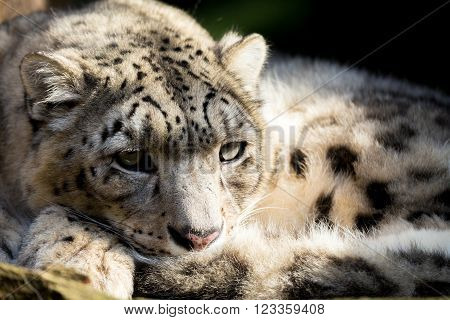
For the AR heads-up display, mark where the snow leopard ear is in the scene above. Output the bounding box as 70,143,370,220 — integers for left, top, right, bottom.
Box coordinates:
20,52,86,121
217,32,267,92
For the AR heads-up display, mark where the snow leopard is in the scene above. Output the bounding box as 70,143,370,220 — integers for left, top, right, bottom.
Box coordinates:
0,0,266,298
0,0,449,299
133,58,450,298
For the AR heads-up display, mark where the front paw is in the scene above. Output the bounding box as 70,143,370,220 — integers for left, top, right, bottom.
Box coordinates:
17,206,134,299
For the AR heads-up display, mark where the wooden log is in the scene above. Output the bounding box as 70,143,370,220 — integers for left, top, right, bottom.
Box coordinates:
0,262,113,299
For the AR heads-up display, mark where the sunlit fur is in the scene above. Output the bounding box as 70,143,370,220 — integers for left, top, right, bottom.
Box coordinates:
0,0,267,298
0,1,449,299
135,57,450,299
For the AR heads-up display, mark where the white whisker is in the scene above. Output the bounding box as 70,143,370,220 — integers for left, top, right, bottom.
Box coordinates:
238,206,288,226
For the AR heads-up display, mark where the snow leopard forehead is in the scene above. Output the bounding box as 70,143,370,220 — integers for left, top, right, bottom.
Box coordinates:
37,11,264,152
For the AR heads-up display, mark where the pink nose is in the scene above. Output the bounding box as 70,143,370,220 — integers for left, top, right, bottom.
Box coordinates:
186,231,220,251
168,226,221,251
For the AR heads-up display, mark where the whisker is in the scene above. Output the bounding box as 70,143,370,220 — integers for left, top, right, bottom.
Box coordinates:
238,206,289,227
131,251,167,265
32,194,138,245
236,192,277,225
30,194,170,262
238,205,288,225
65,210,136,243
240,192,275,215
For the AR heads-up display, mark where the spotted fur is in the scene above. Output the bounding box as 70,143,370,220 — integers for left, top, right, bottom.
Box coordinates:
256,57,450,233
135,226,450,298
0,0,449,299
0,0,266,298
135,57,450,299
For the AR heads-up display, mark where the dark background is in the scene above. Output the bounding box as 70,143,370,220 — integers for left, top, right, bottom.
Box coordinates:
55,0,450,93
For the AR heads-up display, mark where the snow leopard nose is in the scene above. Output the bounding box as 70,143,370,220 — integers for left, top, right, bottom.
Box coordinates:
168,226,221,251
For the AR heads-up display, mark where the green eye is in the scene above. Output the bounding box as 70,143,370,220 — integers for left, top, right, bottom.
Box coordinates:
219,141,247,163
117,151,139,167
115,151,156,173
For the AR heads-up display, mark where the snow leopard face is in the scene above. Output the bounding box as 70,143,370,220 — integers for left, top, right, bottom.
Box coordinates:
18,0,267,256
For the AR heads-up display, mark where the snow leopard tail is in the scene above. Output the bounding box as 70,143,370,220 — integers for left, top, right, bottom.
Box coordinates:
134,226,450,299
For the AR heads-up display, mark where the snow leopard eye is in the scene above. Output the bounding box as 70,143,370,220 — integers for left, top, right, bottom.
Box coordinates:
115,151,156,173
219,142,247,163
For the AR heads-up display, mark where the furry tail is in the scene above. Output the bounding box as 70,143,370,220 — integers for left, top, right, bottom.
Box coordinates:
134,226,450,299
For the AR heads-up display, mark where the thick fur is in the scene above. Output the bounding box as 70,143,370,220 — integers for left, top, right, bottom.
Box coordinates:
0,0,267,298
17,207,134,298
257,57,449,233
0,0,449,299
135,225,450,298
134,57,450,298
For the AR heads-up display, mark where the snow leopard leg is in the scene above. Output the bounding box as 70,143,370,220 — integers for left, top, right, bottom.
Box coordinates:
134,228,450,299
16,206,135,299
